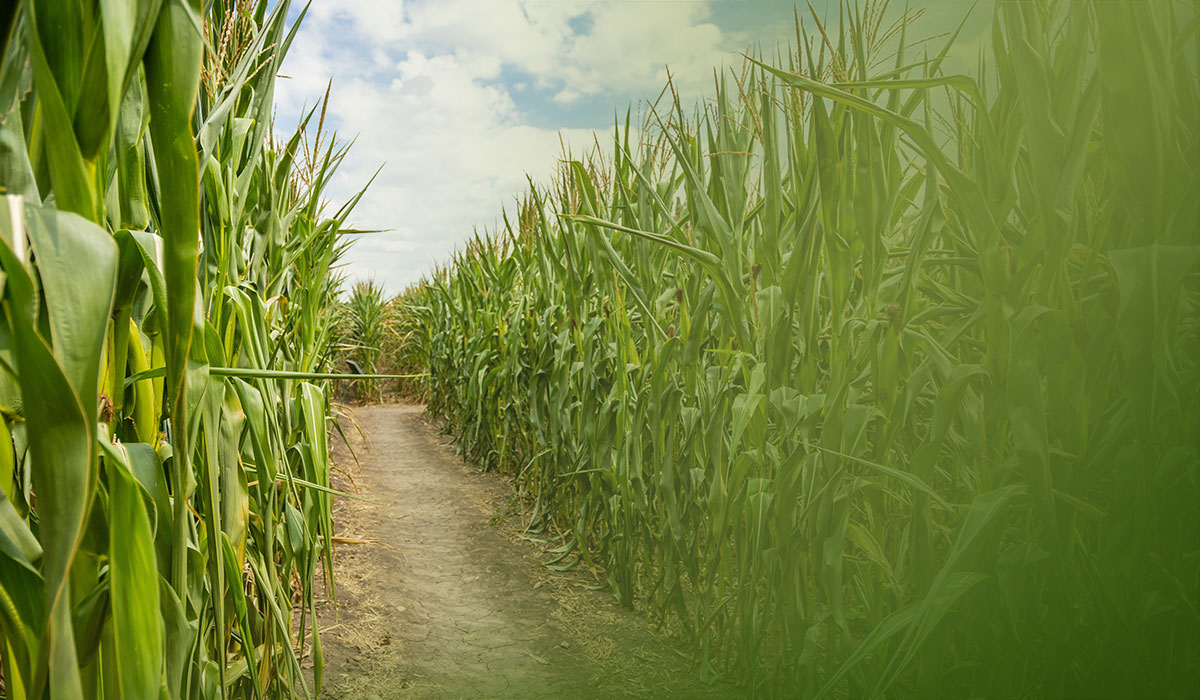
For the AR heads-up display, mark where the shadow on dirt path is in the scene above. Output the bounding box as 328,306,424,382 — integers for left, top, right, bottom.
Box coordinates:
310,404,739,700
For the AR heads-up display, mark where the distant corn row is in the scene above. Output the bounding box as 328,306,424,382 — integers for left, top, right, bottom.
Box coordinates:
0,1,359,698
332,280,399,403
401,2,1199,697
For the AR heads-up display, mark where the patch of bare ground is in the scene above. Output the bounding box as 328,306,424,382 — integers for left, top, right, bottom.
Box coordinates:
305,404,740,700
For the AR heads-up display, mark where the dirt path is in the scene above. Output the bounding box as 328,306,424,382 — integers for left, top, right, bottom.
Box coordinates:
311,405,734,700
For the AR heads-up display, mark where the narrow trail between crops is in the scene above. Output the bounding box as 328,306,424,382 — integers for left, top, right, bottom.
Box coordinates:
310,404,734,700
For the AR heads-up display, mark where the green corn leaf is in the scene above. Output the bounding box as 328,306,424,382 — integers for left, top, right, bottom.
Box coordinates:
101,440,165,700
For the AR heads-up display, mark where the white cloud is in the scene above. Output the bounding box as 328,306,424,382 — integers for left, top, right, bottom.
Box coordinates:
553,3,724,103
276,0,739,292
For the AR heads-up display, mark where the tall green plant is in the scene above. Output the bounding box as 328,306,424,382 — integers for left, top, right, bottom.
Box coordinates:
401,2,1199,696
336,280,395,402
0,0,367,697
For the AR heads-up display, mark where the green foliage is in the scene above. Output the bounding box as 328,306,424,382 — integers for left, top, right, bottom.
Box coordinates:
0,0,364,697
401,2,1200,697
335,280,395,402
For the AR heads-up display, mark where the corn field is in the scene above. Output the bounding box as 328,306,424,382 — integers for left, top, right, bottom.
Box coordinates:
402,2,1200,697
333,280,396,403
0,0,363,698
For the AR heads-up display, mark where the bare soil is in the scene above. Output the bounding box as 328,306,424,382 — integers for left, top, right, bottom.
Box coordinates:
309,404,737,700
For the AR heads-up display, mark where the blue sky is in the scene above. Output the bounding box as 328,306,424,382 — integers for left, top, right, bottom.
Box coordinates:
276,0,986,292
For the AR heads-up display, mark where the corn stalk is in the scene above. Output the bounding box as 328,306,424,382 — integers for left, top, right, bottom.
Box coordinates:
402,2,1200,696
0,0,368,697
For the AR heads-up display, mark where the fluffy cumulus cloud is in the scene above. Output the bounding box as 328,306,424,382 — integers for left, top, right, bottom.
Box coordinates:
275,0,747,292
551,3,724,103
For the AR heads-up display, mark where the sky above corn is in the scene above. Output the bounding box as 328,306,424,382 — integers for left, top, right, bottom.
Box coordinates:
278,0,986,292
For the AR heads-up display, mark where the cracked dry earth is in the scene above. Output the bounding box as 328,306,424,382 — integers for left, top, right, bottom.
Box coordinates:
308,404,736,700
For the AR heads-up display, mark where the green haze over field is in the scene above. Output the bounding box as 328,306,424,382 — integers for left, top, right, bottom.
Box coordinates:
398,1,1200,697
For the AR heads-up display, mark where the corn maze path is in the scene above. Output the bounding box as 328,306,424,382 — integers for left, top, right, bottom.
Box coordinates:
309,405,734,700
